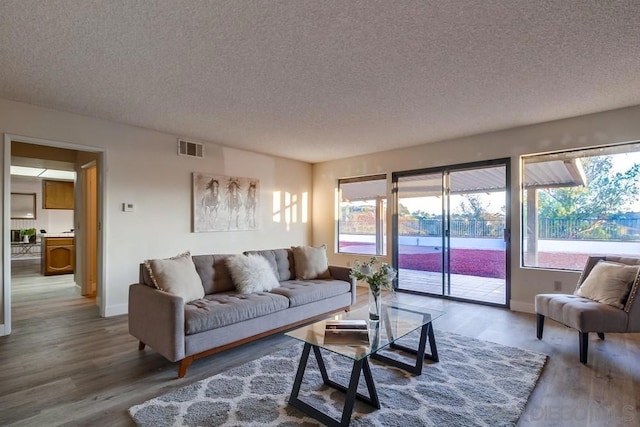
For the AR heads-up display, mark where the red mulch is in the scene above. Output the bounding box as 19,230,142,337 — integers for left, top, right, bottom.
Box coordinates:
399,251,589,278
340,242,589,278
399,249,505,279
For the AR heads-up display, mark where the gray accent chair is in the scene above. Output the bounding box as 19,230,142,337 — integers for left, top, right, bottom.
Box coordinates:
535,256,640,364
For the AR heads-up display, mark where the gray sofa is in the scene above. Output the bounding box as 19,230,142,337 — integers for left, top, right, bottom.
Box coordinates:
128,248,356,377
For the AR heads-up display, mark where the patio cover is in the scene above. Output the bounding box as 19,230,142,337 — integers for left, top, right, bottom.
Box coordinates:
340,159,586,201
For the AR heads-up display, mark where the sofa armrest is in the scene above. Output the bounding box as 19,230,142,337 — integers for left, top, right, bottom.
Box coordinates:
128,284,185,362
329,265,357,305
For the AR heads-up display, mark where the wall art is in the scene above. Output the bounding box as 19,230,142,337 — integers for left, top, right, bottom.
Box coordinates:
192,172,260,232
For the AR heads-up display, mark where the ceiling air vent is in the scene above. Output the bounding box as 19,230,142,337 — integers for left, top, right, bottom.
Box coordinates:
177,139,204,158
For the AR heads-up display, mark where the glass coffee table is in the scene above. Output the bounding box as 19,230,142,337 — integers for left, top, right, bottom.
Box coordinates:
285,300,444,426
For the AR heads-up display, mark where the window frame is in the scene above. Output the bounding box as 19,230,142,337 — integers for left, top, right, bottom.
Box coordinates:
337,174,388,256
521,142,640,271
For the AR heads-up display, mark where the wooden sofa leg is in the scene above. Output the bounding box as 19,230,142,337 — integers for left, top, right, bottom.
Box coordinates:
579,332,588,364
178,356,194,378
536,314,545,339
138,341,146,350
597,332,605,340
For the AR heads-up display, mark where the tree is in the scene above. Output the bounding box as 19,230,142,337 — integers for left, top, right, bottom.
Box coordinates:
411,209,438,219
457,194,487,219
538,156,640,220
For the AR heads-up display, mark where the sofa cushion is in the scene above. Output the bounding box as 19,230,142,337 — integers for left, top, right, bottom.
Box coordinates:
575,260,638,309
244,249,292,281
144,251,205,303
291,245,331,280
184,292,289,335
226,254,280,294
270,279,350,307
192,254,235,294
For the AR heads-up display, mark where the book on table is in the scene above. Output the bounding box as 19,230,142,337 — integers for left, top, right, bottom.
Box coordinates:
324,319,369,345
325,319,367,330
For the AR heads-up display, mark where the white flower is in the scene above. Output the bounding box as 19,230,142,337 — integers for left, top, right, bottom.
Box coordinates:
360,264,372,276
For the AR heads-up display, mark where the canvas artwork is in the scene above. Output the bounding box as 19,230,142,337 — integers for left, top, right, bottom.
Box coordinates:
192,172,260,232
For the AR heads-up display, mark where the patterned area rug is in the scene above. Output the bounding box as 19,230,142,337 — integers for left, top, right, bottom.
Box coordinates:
129,330,547,426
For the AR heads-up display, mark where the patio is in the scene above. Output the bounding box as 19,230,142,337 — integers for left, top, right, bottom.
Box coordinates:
398,268,506,305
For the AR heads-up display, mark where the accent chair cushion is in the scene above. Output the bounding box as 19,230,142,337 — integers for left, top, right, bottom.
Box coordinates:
145,251,205,302
575,260,639,309
291,245,331,280
226,254,280,294
535,293,629,332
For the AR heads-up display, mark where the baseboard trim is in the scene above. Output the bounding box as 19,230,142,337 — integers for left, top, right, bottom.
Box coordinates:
104,303,128,317
0,323,7,336
510,301,535,314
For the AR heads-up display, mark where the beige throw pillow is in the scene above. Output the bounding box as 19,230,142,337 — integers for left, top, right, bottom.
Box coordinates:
145,252,205,302
291,245,331,280
575,260,639,309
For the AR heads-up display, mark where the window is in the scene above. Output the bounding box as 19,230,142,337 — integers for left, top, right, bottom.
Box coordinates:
522,143,640,270
338,175,387,255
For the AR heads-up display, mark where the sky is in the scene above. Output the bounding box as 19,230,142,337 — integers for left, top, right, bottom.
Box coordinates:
400,152,640,215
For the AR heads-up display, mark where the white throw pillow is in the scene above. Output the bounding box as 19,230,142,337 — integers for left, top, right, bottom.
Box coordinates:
575,260,639,309
226,254,280,294
145,251,205,302
291,245,331,280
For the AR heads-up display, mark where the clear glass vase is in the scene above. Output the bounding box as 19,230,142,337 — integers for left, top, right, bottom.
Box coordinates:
368,290,382,321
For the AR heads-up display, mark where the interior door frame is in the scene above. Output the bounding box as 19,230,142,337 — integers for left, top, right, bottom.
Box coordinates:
2,133,106,335
392,158,511,308
80,161,98,297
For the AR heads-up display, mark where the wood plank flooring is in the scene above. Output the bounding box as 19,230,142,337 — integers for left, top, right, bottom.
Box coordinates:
1,259,639,426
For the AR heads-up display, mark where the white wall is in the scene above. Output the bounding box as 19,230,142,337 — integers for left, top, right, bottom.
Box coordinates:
0,98,312,321
312,105,640,312
10,177,74,234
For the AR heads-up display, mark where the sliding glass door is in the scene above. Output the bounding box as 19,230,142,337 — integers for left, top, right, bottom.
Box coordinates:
393,159,509,306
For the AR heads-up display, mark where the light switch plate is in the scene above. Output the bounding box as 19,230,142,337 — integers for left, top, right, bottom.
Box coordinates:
123,202,135,212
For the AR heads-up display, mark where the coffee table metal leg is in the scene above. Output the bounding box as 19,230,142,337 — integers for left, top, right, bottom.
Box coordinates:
371,322,439,375
289,343,380,426
289,342,312,403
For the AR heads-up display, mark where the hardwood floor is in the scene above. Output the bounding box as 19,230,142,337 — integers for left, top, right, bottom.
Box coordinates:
1,259,639,426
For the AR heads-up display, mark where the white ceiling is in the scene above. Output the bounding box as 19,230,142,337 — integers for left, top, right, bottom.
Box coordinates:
1,1,639,164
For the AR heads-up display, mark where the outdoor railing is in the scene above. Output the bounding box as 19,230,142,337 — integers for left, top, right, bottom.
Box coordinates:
339,217,640,240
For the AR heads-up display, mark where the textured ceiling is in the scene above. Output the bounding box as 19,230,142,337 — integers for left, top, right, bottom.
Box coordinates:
1,1,639,164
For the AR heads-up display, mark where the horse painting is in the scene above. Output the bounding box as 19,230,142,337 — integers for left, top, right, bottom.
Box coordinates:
245,181,258,228
226,178,243,229
193,173,260,232
201,179,221,226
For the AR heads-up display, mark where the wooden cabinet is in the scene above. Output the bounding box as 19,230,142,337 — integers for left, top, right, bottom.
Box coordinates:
43,180,74,209
42,237,75,275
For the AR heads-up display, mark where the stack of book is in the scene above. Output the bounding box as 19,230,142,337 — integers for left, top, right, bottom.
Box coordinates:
324,319,369,345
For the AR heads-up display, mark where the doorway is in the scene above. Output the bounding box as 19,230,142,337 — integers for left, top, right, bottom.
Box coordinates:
3,134,104,335
392,159,510,307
